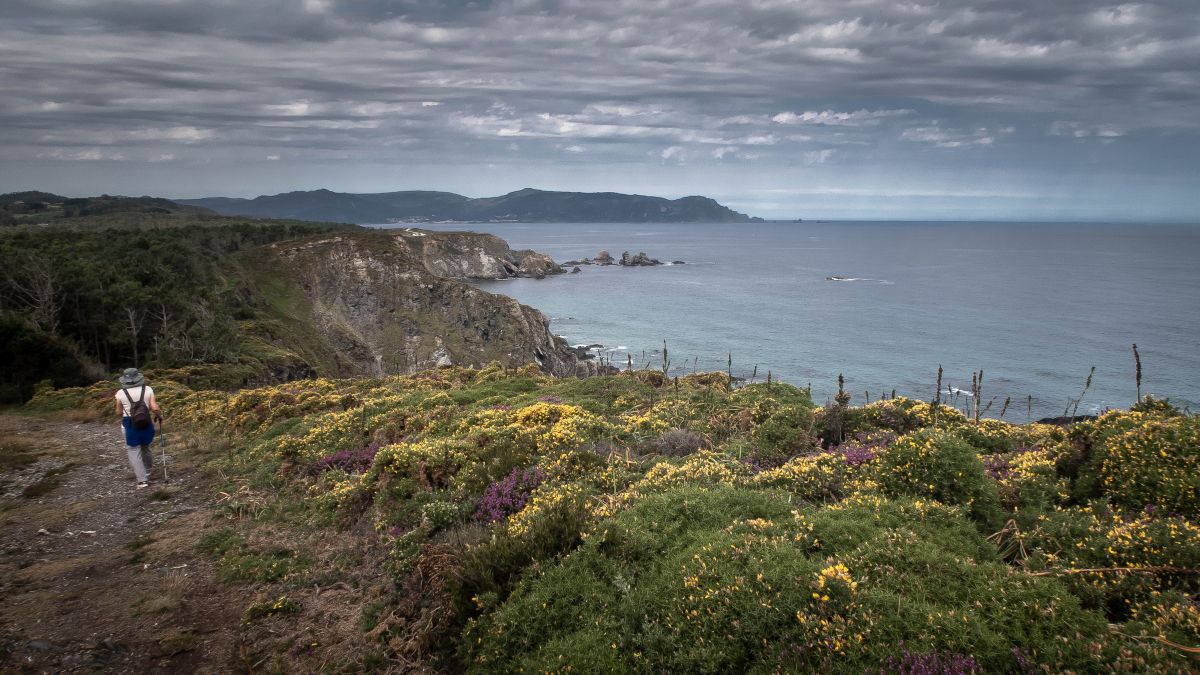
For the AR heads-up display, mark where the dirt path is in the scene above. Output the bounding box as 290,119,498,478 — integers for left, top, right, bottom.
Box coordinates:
0,414,394,675
0,414,245,673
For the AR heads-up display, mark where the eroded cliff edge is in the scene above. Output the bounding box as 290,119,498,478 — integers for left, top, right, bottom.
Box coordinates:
236,230,596,379
402,228,562,279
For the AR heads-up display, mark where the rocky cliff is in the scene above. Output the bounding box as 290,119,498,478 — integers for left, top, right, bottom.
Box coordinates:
239,230,596,379
404,228,563,279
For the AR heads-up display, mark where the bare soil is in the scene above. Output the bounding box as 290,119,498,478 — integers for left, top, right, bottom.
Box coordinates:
0,414,394,675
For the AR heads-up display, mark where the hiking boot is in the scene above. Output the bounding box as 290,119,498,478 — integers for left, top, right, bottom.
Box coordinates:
136,481,149,489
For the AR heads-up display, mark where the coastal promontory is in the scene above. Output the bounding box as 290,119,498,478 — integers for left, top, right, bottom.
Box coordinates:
178,188,764,224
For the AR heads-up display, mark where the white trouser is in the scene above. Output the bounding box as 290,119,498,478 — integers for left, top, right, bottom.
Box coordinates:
127,445,153,483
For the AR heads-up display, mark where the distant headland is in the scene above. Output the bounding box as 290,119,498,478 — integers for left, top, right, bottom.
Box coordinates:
176,188,766,225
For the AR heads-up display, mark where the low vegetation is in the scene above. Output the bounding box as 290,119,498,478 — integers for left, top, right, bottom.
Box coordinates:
23,362,1200,673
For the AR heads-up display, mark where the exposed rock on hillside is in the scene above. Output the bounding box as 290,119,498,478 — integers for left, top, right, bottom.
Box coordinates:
244,231,596,378
403,229,564,279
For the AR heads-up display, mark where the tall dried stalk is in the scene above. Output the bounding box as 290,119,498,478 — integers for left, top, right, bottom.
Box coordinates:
1069,366,1096,421
971,372,977,416
1133,343,1142,403
972,370,984,424
661,341,671,381
1000,396,1011,419
933,365,943,427
981,396,996,418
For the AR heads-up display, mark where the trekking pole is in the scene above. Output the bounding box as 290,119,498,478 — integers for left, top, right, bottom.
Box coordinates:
160,421,169,484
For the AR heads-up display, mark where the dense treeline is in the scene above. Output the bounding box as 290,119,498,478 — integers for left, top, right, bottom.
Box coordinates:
0,205,360,402
1,192,220,229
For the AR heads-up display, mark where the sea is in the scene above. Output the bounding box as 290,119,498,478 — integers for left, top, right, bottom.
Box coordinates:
379,222,1200,420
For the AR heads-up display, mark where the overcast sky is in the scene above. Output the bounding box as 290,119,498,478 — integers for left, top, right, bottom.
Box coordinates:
2,0,1198,220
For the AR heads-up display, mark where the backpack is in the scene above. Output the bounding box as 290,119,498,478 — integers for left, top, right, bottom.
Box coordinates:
123,385,153,430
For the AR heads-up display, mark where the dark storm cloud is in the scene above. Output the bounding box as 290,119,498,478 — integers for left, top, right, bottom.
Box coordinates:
1,0,1197,216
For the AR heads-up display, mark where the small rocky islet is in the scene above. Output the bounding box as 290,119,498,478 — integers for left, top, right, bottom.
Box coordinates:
561,249,684,267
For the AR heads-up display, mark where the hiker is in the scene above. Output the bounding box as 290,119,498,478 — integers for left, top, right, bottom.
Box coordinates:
113,368,163,488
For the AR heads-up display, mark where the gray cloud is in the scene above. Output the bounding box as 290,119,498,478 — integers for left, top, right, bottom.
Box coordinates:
0,0,1197,218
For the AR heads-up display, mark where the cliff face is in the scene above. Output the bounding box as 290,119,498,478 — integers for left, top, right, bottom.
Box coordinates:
242,230,596,379
404,228,563,279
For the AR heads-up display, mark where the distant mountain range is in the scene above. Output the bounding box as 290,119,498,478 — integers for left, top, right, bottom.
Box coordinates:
176,188,764,224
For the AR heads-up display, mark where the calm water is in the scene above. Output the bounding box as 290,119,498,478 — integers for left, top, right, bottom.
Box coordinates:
383,222,1200,419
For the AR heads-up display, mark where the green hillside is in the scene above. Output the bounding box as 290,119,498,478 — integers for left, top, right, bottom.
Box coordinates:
0,198,361,401
23,366,1200,673
178,188,765,224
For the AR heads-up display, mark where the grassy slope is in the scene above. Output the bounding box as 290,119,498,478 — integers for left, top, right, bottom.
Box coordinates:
231,246,345,377
20,367,1200,674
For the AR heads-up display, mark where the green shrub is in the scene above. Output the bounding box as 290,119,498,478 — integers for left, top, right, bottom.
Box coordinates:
389,523,431,581
875,429,985,507
752,406,814,456
1012,503,1200,621
1131,395,1180,416
733,381,813,408
1097,417,1200,516
422,501,462,530
863,398,928,435
459,488,1150,675
945,420,1016,454
451,484,593,620
258,417,304,441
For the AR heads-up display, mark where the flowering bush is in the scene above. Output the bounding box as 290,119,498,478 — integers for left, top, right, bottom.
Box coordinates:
840,431,896,467
422,501,462,530
875,429,987,507
38,362,1200,672
461,488,1129,675
753,405,815,455
307,443,380,475
473,467,544,524
1098,416,1200,517
879,647,984,675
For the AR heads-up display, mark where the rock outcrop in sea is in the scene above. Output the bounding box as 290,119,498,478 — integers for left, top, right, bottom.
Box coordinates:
619,251,662,266
562,249,680,267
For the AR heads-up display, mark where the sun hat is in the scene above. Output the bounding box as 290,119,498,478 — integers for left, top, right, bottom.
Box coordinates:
119,368,145,387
